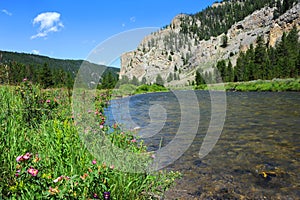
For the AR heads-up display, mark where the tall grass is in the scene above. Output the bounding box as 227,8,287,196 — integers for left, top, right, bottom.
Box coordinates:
0,81,179,199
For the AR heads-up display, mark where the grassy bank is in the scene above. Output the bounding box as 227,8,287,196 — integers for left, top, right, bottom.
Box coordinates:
111,84,169,98
194,78,300,92
0,81,179,199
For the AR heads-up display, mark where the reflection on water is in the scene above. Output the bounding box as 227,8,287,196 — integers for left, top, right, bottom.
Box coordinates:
106,91,300,199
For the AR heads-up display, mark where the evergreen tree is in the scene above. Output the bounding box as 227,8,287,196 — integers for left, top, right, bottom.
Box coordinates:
226,60,234,82
155,74,164,86
40,63,54,88
131,76,140,86
141,77,147,85
195,70,205,85
167,73,173,82
254,36,267,79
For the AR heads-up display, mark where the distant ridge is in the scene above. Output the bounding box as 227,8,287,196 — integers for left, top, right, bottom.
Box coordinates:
0,50,119,76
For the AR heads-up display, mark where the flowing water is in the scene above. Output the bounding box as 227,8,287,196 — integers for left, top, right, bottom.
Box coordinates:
106,91,300,199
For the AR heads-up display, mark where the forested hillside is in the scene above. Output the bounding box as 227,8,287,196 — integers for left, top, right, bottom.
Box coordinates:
179,0,298,41
0,50,119,88
120,0,299,86
195,26,300,85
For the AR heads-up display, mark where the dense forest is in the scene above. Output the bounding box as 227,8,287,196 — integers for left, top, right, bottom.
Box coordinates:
180,0,298,41
0,51,119,89
195,26,300,85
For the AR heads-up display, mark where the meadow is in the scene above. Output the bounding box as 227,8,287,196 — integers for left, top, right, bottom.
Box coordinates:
0,80,179,199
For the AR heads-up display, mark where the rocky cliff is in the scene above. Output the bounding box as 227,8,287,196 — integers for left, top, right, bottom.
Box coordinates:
120,2,300,86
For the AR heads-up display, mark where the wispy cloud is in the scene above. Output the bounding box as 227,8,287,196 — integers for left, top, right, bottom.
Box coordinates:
31,12,64,39
1,9,12,16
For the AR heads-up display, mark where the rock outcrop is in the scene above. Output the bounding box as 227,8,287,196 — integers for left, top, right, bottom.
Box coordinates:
120,3,300,86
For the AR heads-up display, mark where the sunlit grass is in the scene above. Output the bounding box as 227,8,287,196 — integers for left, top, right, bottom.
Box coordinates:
0,82,180,199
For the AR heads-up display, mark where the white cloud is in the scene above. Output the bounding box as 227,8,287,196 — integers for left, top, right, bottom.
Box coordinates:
31,12,64,39
32,50,40,54
130,17,136,23
1,9,12,16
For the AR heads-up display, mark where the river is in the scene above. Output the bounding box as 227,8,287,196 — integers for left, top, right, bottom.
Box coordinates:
106,91,300,199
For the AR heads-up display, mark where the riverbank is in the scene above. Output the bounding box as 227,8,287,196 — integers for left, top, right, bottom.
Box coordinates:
195,78,300,92
0,82,179,199
111,78,300,100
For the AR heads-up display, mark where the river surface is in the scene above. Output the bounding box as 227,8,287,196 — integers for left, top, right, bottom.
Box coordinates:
106,91,300,199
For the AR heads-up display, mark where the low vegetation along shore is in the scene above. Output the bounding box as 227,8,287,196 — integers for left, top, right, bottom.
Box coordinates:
0,80,180,199
111,78,300,99
195,78,300,92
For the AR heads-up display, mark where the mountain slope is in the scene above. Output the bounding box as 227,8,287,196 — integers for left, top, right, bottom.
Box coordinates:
120,0,300,86
0,50,119,76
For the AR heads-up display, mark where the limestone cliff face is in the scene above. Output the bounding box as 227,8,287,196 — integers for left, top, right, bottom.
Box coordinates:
120,3,300,86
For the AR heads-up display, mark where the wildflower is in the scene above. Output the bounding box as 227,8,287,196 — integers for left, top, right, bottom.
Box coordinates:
80,173,88,180
15,170,21,177
27,167,38,176
22,152,31,160
151,154,156,159
53,176,63,183
93,193,99,199
42,173,52,179
46,99,51,103
88,110,92,113
16,155,24,162
92,159,97,165
23,78,27,82
110,165,115,170
33,154,40,162
131,138,137,143
103,192,110,200
100,125,104,129
49,186,59,195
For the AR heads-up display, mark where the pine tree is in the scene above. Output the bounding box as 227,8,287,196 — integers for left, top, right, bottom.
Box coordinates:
156,74,164,86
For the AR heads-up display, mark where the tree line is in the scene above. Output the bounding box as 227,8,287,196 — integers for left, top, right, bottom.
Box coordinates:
0,61,74,88
195,26,300,85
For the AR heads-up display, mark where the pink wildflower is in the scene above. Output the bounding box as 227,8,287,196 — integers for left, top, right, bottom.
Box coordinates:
93,193,99,198
16,155,24,162
131,138,137,143
100,125,104,129
27,167,38,176
46,99,51,103
22,152,31,160
110,165,115,170
92,159,97,165
15,170,21,177
151,154,156,159
23,78,27,82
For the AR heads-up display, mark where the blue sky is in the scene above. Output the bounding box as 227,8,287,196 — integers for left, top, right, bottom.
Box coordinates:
0,0,215,64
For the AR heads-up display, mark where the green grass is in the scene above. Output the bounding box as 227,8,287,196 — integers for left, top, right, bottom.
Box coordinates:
0,81,180,199
111,84,169,98
194,78,300,92
134,84,169,94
